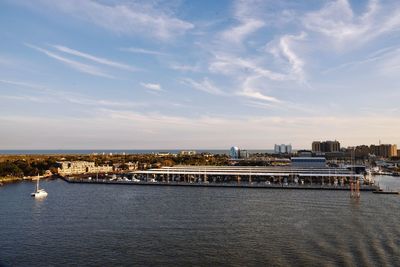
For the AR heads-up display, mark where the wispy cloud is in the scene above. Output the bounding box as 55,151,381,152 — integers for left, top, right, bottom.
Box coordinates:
0,78,143,108
220,0,265,45
181,77,224,95
302,0,400,48
52,45,138,72
209,54,288,81
25,43,114,78
322,46,400,74
141,82,163,92
0,79,47,90
267,32,307,82
28,0,194,40
169,63,200,72
221,19,265,44
120,47,168,56
237,76,282,103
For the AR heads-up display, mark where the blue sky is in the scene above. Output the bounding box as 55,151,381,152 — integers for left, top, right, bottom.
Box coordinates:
1,0,400,149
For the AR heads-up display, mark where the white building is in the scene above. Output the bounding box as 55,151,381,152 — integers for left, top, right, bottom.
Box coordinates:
57,161,113,176
179,150,197,156
274,144,292,154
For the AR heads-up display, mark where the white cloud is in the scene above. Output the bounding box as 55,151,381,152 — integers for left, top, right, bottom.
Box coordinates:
26,44,114,78
169,63,200,72
180,78,224,95
209,54,288,81
238,90,281,103
0,78,144,107
120,47,168,56
221,19,265,44
29,0,194,40
53,45,138,72
0,79,47,90
302,0,400,47
220,0,265,45
236,75,281,103
266,32,307,82
141,82,163,91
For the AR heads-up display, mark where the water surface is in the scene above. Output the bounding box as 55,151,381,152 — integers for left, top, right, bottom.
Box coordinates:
1,177,399,266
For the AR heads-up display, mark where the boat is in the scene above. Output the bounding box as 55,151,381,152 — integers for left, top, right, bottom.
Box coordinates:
31,174,48,198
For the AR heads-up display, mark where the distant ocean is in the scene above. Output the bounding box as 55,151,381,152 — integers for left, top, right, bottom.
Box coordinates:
0,149,275,155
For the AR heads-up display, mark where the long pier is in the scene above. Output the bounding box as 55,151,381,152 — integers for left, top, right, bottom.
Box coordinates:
60,166,379,191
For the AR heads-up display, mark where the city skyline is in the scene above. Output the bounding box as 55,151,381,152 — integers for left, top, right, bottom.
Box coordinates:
1,0,400,149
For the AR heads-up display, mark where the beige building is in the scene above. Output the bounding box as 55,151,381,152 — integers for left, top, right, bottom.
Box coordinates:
370,144,397,158
57,161,113,176
312,140,340,153
179,150,197,156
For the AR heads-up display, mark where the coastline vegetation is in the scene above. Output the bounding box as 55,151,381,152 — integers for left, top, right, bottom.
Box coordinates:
0,153,230,184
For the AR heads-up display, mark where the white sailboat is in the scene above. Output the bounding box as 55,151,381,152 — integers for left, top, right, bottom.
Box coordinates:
31,174,48,198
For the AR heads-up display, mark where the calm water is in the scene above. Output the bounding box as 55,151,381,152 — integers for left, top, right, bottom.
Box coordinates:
1,177,399,266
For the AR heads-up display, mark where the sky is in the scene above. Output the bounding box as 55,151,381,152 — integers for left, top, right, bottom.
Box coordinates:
0,0,400,150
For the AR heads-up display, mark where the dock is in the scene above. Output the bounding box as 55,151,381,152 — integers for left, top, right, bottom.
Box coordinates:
59,166,380,191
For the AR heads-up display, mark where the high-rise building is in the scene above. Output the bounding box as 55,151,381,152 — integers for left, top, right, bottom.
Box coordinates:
230,146,239,159
229,146,249,159
274,144,292,154
312,140,340,153
370,144,397,158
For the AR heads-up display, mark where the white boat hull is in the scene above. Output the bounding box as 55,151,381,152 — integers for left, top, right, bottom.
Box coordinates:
31,190,48,198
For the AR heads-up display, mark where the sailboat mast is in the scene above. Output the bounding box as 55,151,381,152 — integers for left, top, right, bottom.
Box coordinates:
36,173,39,191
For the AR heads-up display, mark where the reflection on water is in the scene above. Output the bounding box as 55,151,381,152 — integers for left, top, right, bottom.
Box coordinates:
0,178,399,266
376,175,400,191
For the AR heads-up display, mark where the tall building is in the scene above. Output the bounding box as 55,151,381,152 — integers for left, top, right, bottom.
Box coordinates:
274,144,292,154
230,146,240,159
370,144,397,158
312,140,340,153
230,146,249,159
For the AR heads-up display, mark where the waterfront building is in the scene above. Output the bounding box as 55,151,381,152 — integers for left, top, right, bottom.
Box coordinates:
291,157,326,168
156,152,172,157
57,161,113,176
274,144,292,154
113,162,138,171
179,150,197,156
297,150,313,157
312,140,340,153
370,144,397,158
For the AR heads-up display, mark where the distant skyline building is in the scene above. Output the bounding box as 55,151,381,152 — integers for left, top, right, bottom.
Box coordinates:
312,140,340,153
230,146,240,159
274,144,292,154
229,146,249,159
370,144,397,158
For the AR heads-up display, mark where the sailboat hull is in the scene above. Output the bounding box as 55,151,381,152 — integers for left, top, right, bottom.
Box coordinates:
31,190,48,198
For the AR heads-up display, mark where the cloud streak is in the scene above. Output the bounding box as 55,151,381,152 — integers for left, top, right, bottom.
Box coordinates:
181,78,224,95
141,82,163,92
120,47,168,56
29,0,194,40
53,45,138,72
26,44,114,78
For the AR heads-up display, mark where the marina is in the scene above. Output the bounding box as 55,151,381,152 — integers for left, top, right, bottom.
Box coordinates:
62,165,379,191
